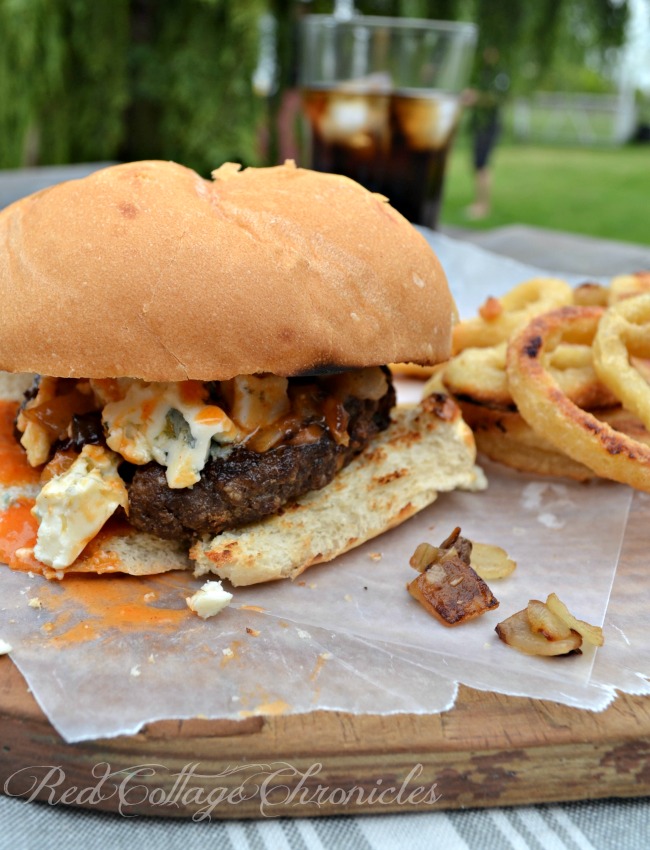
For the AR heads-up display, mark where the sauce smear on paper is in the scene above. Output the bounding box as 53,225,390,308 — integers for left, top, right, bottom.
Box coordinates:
39,572,192,646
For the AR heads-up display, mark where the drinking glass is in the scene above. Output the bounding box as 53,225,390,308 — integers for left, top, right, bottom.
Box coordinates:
299,15,477,229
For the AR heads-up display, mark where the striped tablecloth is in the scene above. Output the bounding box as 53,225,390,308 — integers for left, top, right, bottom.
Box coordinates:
1,794,648,849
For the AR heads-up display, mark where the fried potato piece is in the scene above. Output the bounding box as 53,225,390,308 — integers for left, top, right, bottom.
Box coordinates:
407,527,499,626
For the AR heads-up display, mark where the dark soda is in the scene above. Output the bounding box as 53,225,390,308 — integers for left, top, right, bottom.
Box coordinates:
302,88,461,230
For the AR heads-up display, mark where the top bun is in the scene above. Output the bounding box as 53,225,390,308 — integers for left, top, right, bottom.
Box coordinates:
0,160,454,381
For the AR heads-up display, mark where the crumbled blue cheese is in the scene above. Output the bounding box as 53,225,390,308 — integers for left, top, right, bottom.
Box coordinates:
102,381,241,489
32,445,128,569
186,580,233,619
227,374,290,431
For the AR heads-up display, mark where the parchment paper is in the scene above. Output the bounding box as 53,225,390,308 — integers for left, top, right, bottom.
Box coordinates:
1,233,646,743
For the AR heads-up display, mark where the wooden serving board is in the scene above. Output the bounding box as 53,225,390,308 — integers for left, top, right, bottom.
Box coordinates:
1,655,649,818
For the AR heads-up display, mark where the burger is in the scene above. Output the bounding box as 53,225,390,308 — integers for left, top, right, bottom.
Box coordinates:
0,160,483,585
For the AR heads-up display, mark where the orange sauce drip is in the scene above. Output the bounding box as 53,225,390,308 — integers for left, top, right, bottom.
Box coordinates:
39,514,136,578
179,380,208,406
194,405,229,426
0,499,40,572
0,501,137,579
140,398,157,423
239,700,291,718
0,401,41,486
38,571,192,647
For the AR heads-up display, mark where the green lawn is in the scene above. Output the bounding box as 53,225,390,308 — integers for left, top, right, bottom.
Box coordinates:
440,142,650,246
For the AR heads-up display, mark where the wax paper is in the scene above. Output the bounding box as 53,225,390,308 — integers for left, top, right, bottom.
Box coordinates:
1,233,647,743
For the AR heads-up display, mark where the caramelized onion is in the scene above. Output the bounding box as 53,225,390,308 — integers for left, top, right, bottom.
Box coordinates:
22,387,98,441
322,396,350,446
496,610,582,656
545,593,604,647
526,599,572,640
40,448,80,483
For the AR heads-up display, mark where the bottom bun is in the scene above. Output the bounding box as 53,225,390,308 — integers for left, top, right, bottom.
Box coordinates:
190,394,486,586
40,533,192,580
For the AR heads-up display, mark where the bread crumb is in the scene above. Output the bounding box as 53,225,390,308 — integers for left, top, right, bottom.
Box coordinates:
0,639,12,655
130,665,141,677
28,597,42,609
368,552,382,561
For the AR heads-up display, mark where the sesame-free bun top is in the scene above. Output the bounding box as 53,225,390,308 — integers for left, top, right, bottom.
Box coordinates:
0,160,454,381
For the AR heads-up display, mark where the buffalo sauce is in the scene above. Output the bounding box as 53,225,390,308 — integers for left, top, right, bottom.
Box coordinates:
0,400,41,486
0,399,135,578
0,498,40,572
0,400,42,572
38,571,192,647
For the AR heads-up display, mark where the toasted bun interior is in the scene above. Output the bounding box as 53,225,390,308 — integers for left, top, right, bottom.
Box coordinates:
0,160,453,381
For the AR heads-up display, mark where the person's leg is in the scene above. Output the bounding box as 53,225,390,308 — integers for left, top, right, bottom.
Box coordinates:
468,165,491,219
466,123,498,219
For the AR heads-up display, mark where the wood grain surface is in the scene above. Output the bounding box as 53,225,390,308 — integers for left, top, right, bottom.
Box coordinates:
1,654,649,819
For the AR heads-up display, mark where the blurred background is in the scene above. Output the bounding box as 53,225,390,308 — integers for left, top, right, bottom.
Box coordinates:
1,0,648,244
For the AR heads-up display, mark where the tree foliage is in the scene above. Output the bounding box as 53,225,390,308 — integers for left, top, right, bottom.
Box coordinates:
0,0,263,172
121,0,265,173
0,0,630,170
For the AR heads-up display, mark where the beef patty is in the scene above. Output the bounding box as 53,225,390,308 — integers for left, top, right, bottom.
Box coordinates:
127,379,396,541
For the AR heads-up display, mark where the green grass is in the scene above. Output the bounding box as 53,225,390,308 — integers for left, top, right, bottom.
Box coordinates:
440,142,650,246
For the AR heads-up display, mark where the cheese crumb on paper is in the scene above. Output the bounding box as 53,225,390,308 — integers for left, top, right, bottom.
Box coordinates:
186,580,233,619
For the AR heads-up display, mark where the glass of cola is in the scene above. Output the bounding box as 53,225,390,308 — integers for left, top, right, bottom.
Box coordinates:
299,15,477,229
